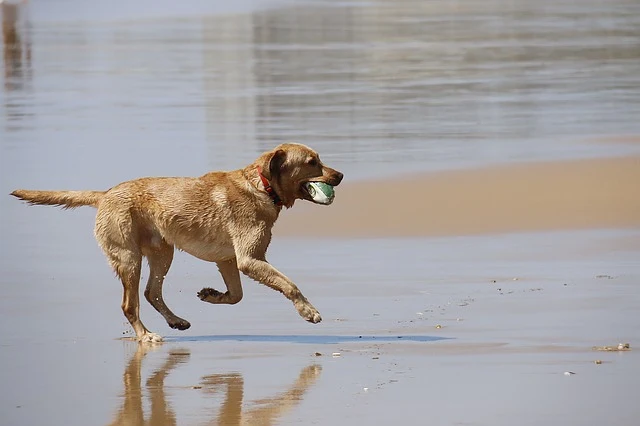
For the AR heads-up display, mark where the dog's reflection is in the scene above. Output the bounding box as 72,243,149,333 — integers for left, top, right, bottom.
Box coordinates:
108,345,189,426
200,364,322,425
108,345,322,426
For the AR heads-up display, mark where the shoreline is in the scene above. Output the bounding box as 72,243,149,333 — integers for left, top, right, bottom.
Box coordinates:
276,155,640,238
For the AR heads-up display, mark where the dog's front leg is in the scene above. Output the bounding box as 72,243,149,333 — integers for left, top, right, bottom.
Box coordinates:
236,256,322,324
197,259,244,305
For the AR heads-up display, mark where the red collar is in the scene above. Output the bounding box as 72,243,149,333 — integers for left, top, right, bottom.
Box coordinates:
257,166,283,206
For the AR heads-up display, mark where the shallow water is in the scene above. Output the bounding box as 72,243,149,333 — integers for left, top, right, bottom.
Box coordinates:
1,0,640,187
1,1,640,425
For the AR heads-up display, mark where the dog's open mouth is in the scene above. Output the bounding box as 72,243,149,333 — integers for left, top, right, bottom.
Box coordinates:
302,182,335,205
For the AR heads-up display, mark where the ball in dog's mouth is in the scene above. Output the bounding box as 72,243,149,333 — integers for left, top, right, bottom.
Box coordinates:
304,182,335,205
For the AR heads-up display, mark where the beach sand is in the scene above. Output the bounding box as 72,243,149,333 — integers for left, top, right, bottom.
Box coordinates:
276,156,640,237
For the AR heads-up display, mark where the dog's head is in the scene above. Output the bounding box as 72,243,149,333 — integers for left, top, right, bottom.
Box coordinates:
257,143,343,208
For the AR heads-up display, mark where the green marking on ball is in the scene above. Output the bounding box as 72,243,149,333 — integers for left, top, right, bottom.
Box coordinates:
305,182,335,205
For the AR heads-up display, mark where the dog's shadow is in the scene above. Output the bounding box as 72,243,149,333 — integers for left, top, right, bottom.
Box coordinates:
166,334,448,344
107,344,322,426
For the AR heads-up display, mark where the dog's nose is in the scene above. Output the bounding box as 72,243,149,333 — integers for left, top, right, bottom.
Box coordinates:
335,171,344,185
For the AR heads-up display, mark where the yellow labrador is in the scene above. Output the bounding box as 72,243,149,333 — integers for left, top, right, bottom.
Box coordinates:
11,143,343,342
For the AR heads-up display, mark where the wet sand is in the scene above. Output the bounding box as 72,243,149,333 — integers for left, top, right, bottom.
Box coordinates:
277,156,640,237
1,227,639,426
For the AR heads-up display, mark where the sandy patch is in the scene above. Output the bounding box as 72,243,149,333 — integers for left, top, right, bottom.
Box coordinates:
276,156,640,238
586,135,640,145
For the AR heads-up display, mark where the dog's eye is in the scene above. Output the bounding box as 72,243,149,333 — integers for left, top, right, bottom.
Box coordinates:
307,158,318,166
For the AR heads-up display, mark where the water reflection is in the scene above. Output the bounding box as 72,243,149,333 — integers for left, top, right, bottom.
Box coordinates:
108,345,189,426
200,364,321,426
242,0,640,163
2,0,30,91
202,0,640,169
1,0,31,130
108,345,322,426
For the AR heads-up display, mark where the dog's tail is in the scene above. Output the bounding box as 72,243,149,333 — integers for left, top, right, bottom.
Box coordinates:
10,189,105,209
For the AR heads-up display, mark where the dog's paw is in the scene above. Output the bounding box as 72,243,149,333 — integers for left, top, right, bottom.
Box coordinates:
139,332,163,344
307,311,322,324
198,287,223,301
168,318,191,330
296,302,322,324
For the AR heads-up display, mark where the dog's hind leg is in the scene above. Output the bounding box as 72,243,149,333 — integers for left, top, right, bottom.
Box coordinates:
95,207,162,343
143,241,191,331
197,258,244,305
110,248,162,342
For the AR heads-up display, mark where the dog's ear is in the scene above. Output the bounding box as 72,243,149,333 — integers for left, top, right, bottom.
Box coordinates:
269,149,287,179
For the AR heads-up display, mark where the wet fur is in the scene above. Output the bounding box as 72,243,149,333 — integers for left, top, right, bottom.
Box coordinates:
11,143,343,342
